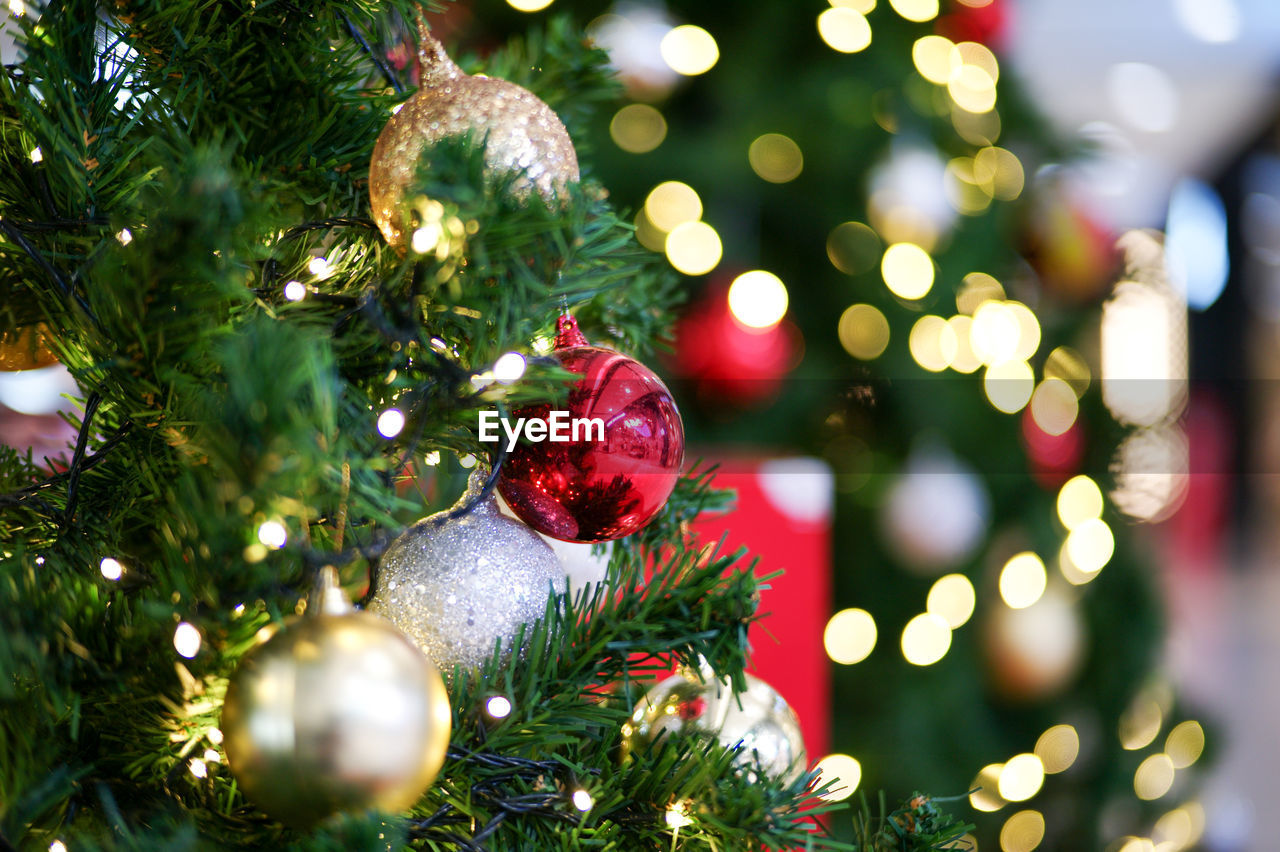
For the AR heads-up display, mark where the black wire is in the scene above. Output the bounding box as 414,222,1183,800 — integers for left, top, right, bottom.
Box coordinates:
0,420,131,509
341,12,404,96
0,218,99,327
280,216,379,241
61,391,102,528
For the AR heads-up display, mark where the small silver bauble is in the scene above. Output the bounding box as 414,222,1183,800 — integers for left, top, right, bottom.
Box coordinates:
367,471,565,675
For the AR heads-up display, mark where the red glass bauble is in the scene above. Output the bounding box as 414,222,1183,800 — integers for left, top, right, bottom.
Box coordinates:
498,314,684,543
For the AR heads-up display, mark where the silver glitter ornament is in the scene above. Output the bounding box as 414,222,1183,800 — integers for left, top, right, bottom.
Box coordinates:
367,472,565,675
621,670,808,784
369,17,580,248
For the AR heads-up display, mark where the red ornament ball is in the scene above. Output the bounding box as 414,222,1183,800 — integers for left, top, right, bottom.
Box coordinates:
498,314,684,543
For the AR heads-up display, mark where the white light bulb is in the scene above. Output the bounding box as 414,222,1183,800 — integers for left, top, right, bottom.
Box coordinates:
377,408,406,438
173,622,202,658
493,352,527,384
99,557,123,580
256,520,287,549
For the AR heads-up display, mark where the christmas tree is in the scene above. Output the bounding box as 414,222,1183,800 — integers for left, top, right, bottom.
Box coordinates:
0,1,977,850
459,0,1211,850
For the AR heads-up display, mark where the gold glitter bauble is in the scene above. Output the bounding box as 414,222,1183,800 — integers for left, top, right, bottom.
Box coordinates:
369,20,580,248
366,471,565,675
221,575,451,828
622,671,807,784
0,324,57,372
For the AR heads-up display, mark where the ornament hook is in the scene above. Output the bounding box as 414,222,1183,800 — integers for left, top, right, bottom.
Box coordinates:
413,5,460,87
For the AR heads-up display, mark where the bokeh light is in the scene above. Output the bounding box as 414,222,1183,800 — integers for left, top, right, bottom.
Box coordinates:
998,754,1045,802
912,35,954,84
830,0,876,11
748,133,804,183
956,271,1005,314
1065,518,1114,576
1030,378,1079,436
881,242,934,299
660,25,719,76
611,104,667,153
634,209,667,252
814,753,862,801
984,360,1035,414
909,315,957,372
838,304,891,360
999,552,1047,609
827,221,882,274
970,301,1020,365
645,181,702,232
1154,804,1201,849
971,763,1007,812
889,0,939,23
1134,754,1176,800
817,7,872,53
1034,724,1080,774
946,315,981,373
1120,697,1164,750
1057,476,1104,531
1006,302,1041,362
824,607,878,665
974,146,1024,200
926,573,976,628
665,221,722,275
1044,346,1091,397
949,64,996,114
901,613,952,665
728,270,788,328
999,810,1045,852
1165,720,1205,768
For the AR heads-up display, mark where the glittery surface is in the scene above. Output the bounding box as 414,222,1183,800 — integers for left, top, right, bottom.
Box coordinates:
623,671,808,784
369,24,580,248
367,481,564,675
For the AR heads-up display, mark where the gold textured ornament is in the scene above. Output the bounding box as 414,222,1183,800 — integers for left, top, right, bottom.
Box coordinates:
369,18,580,248
0,324,57,371
221,568,451,828
622,670,808,784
